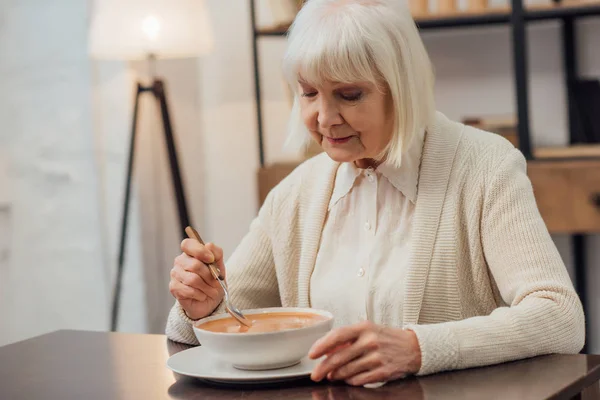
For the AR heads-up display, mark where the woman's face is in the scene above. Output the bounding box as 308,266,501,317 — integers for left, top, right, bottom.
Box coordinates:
298,79,394,168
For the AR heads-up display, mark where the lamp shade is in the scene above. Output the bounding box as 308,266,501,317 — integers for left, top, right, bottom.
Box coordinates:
88,0,213,60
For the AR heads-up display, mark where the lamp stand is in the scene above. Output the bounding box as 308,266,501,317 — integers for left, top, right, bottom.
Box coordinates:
110,79,191,332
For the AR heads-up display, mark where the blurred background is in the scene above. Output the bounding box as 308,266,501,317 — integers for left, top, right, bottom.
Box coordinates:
0,0,599,352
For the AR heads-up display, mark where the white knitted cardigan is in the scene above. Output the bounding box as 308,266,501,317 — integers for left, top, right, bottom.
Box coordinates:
166,112,585,376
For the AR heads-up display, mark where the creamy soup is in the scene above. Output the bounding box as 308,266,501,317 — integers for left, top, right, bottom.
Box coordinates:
196,312,329,334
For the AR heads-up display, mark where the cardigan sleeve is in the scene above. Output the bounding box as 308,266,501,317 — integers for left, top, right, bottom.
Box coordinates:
165,194,280,345
406,148,585,375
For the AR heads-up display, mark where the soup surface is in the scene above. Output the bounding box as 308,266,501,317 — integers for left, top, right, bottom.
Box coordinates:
196,311,329,333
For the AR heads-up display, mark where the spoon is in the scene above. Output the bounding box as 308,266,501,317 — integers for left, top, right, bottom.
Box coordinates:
184,226,252,328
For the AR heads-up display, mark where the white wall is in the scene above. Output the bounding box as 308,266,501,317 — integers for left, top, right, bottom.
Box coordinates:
0,0,107,345
90,61,147,334
0,0,205,345
197,1,260,256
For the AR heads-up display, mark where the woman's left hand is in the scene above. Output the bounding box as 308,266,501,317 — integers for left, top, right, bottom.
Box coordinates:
309,321,422,386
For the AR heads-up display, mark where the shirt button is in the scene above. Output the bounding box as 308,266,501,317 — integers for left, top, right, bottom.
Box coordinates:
357,268,365,277
364,221,371,231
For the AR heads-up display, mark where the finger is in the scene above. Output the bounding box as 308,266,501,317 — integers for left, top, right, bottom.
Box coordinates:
309,322,371,359
204,242,223,263
205,242,226,278
329,352,383,381
180,239,215,264
311,342,359,382
169,279,208,302
344,368,390,387
312,329,382,382
176,254,220,287
171,267,221,300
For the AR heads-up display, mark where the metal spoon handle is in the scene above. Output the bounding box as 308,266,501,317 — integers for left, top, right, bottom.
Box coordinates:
185,226,224,281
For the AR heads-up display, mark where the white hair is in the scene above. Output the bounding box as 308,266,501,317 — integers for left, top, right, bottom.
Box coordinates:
282,0,435,167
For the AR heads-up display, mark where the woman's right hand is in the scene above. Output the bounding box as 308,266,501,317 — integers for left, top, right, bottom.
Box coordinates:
169,239,226,320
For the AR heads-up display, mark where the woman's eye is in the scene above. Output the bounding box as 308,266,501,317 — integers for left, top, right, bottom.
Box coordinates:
301,91,317,98
340,91,363,101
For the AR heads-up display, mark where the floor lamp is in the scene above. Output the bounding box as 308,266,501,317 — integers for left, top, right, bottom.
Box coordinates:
88,0,213,331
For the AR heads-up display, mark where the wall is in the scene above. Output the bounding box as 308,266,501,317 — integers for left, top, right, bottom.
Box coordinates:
0,0,107,345
0,0,204,345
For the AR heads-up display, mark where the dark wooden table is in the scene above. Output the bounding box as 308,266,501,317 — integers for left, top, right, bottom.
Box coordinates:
1,330,599,400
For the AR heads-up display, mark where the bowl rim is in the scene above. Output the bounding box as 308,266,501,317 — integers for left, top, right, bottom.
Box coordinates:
192,307,334,337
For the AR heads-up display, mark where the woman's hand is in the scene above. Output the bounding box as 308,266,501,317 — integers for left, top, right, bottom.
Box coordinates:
169,239,226,320
309,321,422,386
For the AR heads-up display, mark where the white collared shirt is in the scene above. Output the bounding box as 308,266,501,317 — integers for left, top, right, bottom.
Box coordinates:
310,134,423,328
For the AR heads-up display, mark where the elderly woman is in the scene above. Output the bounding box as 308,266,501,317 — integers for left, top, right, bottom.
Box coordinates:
166,0,584,386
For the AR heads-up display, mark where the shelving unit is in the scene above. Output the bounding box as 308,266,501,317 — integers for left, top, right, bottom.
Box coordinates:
254,2,600,35
249,0,600,351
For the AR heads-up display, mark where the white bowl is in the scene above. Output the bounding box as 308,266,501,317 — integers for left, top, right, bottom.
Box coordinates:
193,307,334,371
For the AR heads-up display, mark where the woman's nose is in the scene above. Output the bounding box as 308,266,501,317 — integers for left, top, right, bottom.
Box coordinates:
316,98,343,130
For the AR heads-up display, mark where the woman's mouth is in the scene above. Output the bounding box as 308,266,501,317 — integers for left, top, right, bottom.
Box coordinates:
325,136,353,145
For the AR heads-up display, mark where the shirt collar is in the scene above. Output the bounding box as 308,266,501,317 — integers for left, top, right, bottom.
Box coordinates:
377,129,424,203
328,130,424,210
328,162,361,210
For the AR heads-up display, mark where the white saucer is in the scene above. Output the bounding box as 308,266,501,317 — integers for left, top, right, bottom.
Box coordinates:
166,346,319,384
